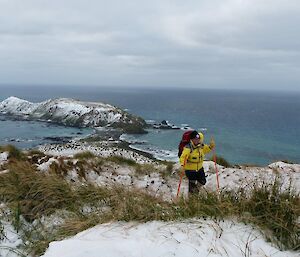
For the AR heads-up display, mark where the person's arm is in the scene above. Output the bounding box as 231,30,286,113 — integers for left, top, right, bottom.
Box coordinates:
203,138,215,154
180,147,191,167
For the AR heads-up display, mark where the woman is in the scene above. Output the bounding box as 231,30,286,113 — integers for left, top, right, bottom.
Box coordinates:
179,130,215,194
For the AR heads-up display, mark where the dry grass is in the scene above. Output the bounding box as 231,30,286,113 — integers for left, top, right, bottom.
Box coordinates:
0,160,76,221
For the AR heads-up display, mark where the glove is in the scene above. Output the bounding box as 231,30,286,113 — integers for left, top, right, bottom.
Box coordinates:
209,138,215,149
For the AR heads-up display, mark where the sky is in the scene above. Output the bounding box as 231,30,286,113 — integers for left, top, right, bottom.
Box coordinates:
0,0,300,91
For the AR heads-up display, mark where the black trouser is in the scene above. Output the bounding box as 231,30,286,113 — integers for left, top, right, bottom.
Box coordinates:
185,168,206,194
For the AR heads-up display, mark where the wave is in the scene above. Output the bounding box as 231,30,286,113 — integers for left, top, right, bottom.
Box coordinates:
5,138,36,143
119,134,148,144
145,120,156,124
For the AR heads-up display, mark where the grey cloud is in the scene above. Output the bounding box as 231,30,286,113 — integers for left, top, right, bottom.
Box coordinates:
0,0,299,90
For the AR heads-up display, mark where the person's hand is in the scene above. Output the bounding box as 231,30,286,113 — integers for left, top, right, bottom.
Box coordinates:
209,138,215,149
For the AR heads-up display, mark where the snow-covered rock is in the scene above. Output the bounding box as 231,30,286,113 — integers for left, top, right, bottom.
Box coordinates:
0,97,146,133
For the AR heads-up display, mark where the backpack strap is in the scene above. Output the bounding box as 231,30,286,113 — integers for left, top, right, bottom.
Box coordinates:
185,142,193,156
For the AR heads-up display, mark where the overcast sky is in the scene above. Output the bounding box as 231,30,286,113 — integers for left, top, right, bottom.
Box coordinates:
0,0,300,91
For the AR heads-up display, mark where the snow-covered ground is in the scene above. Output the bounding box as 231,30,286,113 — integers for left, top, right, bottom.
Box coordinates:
40,219,297,257
0,222,23,257
0,205,24,257
204,161,300,194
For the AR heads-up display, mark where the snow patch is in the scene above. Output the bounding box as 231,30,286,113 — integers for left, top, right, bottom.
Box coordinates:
0,152,9,164
0,205,24,257
40,220,297,257
37,158,59,172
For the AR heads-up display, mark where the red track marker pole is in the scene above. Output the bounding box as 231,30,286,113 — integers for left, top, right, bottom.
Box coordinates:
176,167,185,201
176,157,187,201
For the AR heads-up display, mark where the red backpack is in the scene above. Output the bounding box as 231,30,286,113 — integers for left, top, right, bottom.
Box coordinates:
178,130,193,157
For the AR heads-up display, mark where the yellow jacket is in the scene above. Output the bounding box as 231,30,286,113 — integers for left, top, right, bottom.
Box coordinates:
179,141,212,170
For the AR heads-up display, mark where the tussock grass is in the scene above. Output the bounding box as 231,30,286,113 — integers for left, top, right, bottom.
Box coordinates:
0,161,76,221
106,156,137,166
211,155,231,167
26,149,45,156
241,181,300,250
159,160,174,176
135,163,158,176
49,159,71,177
0,145,26,160
73,151,95,160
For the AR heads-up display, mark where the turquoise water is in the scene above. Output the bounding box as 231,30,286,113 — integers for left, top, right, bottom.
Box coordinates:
0,85,299,165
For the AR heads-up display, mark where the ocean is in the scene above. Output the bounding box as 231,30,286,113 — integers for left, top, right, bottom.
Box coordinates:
1,85,299,165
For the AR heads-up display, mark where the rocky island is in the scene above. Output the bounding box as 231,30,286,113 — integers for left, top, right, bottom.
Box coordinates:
0,96,147,134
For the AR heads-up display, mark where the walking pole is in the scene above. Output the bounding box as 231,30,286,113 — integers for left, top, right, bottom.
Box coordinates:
213,148,220,192
176,167,185,201
212,137,220,192
176,157,187,201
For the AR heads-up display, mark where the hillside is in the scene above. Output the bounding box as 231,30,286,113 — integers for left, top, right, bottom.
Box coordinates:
0,144,299,257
